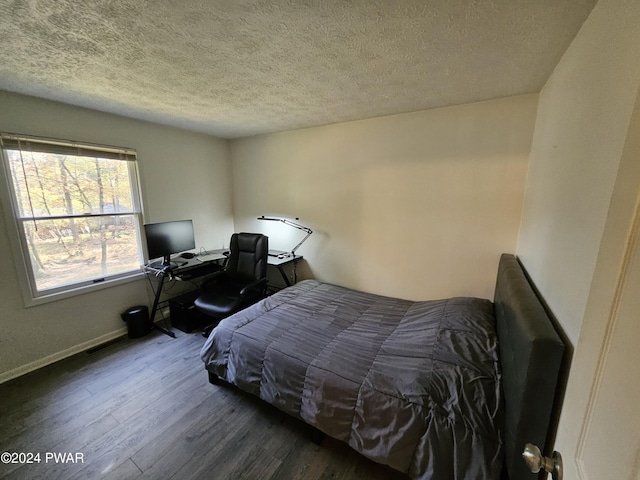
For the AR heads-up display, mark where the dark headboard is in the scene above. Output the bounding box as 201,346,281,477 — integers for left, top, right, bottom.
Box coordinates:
493,254,565,480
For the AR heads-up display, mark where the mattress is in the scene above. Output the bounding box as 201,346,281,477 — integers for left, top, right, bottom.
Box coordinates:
200,279,503,479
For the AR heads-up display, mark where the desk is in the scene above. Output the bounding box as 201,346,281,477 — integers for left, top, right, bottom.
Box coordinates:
144,255,224,337
268,254,302,287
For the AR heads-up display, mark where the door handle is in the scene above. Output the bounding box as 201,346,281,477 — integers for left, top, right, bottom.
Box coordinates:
522,443,563,480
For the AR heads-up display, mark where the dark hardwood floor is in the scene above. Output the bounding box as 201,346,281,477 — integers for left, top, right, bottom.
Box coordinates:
0,329,409,480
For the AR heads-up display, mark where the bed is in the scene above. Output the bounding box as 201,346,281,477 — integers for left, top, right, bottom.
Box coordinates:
200,254,565,480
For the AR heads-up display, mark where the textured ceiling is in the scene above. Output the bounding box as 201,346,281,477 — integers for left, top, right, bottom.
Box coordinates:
0,0,597,138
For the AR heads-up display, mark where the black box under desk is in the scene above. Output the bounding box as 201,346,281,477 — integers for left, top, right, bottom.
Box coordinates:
169,291,212,333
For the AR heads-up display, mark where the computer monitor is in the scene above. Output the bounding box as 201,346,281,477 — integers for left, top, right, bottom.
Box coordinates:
144,219,195,268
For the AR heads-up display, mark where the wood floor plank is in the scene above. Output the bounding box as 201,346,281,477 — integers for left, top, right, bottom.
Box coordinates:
128,383,236,475
0,329,409,480
0,381,94,439
160,394,266,480
64,384,213,479
1,412,121,478
109,354,204,424
1,344,199,455
99,458,142,480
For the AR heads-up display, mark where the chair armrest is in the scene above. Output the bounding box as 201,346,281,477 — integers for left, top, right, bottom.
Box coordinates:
239,277,267,296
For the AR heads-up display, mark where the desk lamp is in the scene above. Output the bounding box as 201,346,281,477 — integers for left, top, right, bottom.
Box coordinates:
257,216,313,258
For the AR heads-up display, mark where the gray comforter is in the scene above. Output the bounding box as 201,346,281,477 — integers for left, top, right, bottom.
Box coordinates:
200,280,503,479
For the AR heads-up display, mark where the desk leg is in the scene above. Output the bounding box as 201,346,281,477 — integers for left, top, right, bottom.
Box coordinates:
274,258,299,287
149,273,176,338
276,265,292,287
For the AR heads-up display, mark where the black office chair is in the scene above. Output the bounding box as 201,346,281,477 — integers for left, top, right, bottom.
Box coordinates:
195,232,268,337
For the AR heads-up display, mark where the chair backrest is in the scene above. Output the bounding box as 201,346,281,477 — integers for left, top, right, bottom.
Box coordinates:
225,233,268,284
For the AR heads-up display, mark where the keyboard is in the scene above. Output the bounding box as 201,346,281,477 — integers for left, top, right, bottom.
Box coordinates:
197,253,227,262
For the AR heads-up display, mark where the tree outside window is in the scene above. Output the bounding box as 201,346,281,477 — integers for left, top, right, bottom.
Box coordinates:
1,135,144,298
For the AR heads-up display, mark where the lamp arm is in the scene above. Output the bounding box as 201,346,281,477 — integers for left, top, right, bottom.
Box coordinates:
257,216,313,255
290,230,312,255
280,219,313,234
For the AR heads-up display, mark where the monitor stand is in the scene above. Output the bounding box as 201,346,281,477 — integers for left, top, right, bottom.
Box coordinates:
150,255,187,270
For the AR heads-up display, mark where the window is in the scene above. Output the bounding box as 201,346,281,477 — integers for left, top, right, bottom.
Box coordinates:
0,134,144,303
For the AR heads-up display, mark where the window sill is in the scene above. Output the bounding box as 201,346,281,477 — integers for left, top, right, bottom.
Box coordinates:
25,270,146,308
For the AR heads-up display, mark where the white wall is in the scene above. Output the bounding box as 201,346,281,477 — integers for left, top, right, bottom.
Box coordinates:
231,94,538,301
517,0,640,345
516,0,640,476
0,91,233,381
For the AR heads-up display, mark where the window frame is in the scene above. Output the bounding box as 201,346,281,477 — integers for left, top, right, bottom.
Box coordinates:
0,133,146,306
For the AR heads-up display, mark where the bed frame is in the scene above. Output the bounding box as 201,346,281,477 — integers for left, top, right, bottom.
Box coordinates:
494,254,565,480
205,253,565,479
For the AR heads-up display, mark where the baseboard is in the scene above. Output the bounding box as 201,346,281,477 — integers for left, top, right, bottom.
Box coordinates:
0,327,128,385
